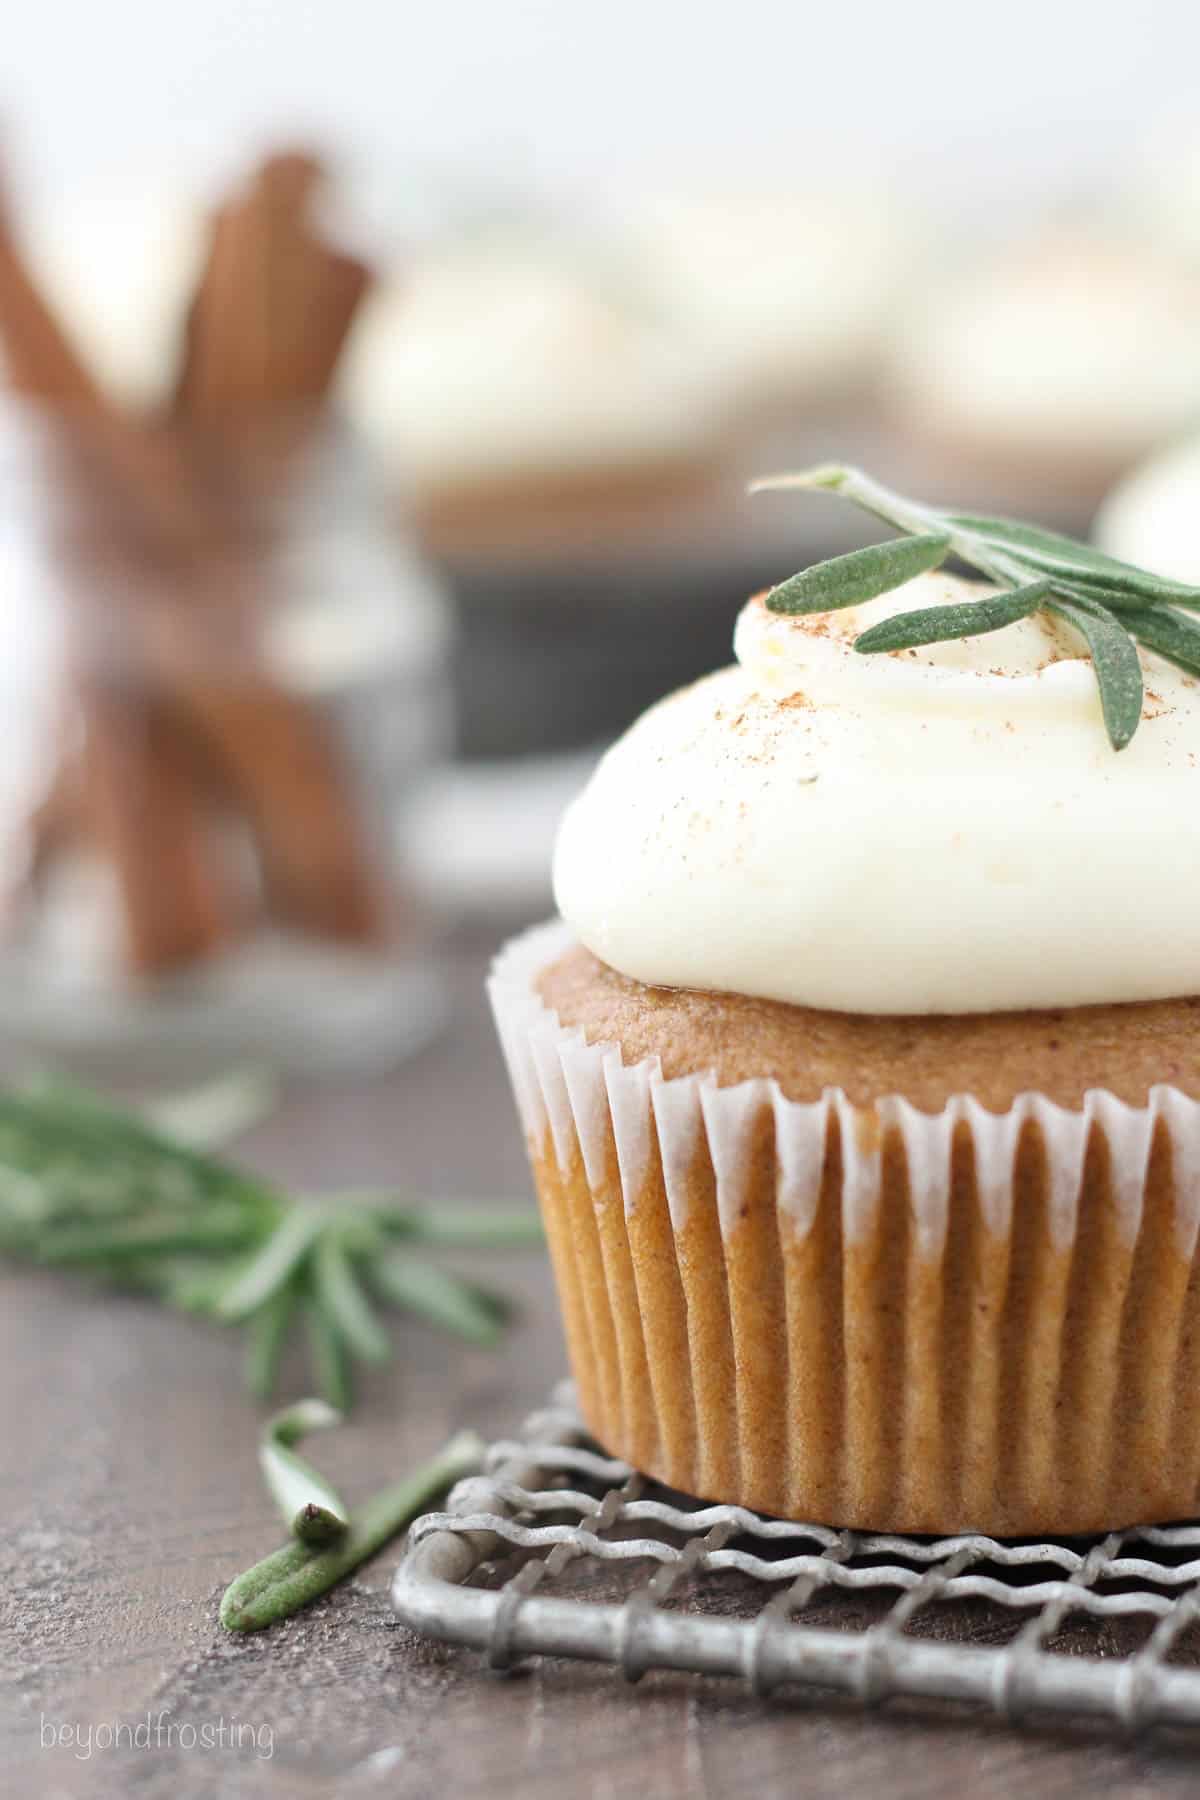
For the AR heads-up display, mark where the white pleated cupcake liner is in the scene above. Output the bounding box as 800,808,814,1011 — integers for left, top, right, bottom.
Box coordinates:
489,918,1200,1256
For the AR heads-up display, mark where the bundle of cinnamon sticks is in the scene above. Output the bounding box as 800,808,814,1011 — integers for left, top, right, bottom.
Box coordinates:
0,149,390,975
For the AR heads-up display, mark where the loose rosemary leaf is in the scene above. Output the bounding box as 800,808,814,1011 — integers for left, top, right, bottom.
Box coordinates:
213,1206,327,1321
0,1077,527,1413
245,1284,300,1400
369,1253,507,1346
0,1085,278,1228
0,1111,169,1232
305,1297,354,1412
141,1254,240,1310
1046,599,1145,750
221,1430,484,1632
853,581,1050,654
765,532,951,616
312,1232,393,1364
34,1204,260,1264
259,1399,348,1542
23,1078,260,1186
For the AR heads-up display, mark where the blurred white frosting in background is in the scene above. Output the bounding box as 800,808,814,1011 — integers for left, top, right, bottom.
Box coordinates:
890,237,1200,468
1122,121,1200,264
338,243,728,498
3,179,207,409
1093,437,1200,584
626,187,920,406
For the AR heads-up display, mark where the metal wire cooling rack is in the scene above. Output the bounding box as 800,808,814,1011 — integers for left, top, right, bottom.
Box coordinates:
392,1383,1200,1734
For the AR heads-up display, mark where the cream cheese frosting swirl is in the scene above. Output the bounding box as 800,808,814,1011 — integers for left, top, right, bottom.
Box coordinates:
553,572,1200,1014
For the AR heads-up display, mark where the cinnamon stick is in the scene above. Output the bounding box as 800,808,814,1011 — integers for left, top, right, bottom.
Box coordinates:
293,248,370,405
175,152,368,425
164,149,385,943
0,176,239,972
76,679,230,974
0,147,387,971
174,678,388,942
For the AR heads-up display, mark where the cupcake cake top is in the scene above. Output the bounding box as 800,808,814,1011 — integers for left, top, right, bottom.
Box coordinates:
555,467,1200,1016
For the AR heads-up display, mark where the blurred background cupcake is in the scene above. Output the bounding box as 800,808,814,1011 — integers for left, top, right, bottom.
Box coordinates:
890,231,1200,527
340,233,728,554
1093,436,1200,584
1119,119,1200,267
626,182,922,428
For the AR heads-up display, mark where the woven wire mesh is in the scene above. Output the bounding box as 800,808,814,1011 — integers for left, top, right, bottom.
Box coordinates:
392,1383,1200,1733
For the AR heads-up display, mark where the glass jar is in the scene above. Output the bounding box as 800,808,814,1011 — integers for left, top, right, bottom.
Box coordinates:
0,406,454,1074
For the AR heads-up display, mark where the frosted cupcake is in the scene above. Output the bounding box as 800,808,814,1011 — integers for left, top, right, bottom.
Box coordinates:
491,465,1200,1536
339,242,726,553
629,185,918,419
890,235,1200,508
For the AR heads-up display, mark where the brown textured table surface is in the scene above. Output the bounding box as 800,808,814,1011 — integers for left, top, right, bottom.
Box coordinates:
4,926,1200,1799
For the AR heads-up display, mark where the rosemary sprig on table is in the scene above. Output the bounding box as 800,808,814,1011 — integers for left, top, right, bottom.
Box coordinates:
751,464,1200,750
222,1396,482,1628
0,1079,542,1409
259,1399,350,1544
223,1422,483,1632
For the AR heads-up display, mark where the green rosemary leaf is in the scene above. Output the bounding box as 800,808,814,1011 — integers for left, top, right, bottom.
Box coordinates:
221,1429,483,1632
746,463,1200,753
34,1204,260,1264
259,1399,348,1543
291,1502,346,1546
748,464,850,496
145,1254,240,1311
368,1253,507,1346
245,1284,300,1400
946,513,1200,607
212,1206,326,1322
1045,599,1145,750
0,1085,280,1236
305,1297,354,1412
311,1232,393,1364
454,1277,515,1325
853,580,1051,655
22,1079,271,1196
1125,607,1200,679
766,532,951,616
0,1075,528,1417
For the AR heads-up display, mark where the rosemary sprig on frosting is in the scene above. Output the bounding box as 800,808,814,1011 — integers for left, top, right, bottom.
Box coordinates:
751,464,1200,750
